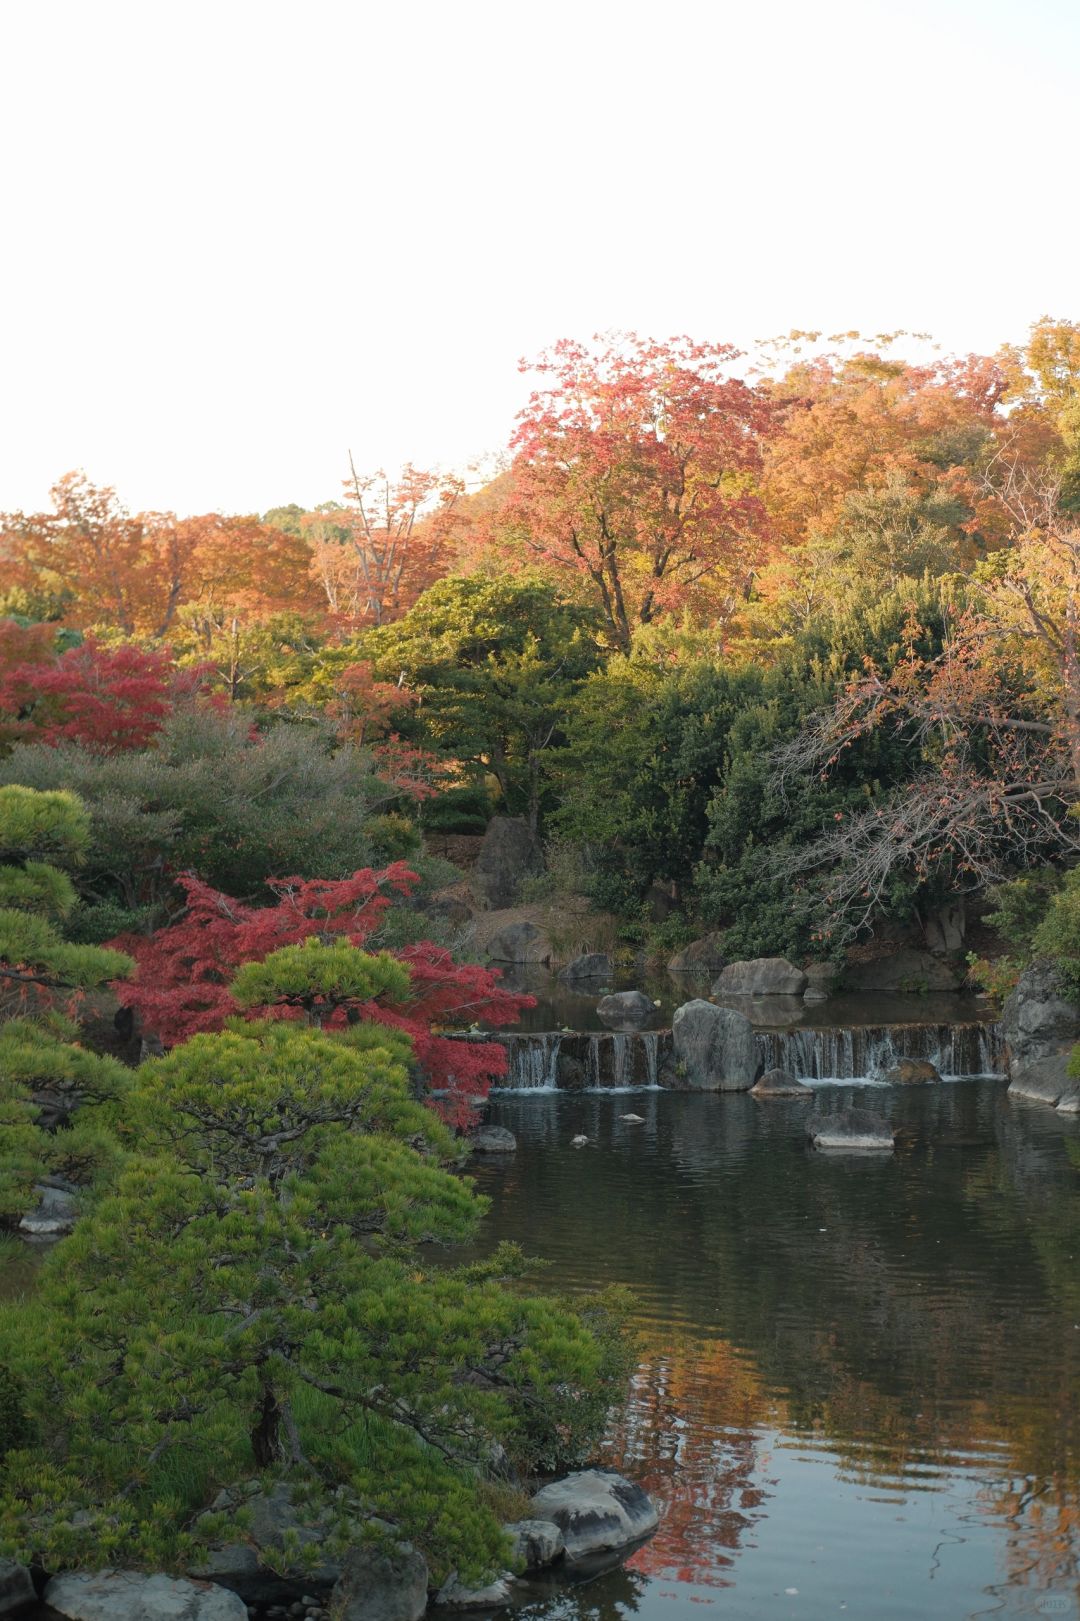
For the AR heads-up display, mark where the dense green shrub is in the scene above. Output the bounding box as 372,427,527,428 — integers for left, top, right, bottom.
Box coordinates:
420,782,495,834
0,708,392,926
0,1015,631,1581
366,572,604,827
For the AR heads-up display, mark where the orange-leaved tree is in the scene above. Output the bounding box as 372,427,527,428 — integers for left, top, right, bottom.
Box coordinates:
498,335,774,651
306,460,465,628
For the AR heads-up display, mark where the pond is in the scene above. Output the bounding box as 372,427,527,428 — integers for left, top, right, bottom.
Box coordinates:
470,1081,1080,1621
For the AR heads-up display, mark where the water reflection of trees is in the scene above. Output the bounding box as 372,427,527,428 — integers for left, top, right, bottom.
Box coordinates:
477,1084,1080,1591
603,1340,771,1586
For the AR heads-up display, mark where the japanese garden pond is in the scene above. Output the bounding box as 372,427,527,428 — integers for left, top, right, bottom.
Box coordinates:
468,1079,1080,1621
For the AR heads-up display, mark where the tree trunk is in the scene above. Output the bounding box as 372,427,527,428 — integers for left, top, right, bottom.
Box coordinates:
251,1383,284,1466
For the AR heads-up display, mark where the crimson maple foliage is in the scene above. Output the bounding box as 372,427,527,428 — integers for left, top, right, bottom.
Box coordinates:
0,636,184,752
113,866,528,1124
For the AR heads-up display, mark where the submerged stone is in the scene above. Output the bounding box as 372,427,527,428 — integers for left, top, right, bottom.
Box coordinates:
751,1067,812,1097
883,1058,941,1085
807,1107,895,1152
470,1125,517,1154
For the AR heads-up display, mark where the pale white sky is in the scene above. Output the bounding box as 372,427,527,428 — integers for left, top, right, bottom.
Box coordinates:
1,0,1076,517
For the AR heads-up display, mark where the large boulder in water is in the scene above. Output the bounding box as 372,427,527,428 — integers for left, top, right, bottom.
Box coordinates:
529,1469,658,1561
845,949,960,993
807,1108,895,1151
882,1058,941,1085
473,817,543,910
667,934,727,974
470,1125,517,1154
751,1067,812,1097
1003,959,1080,1109
558,953,612,983
45,1573,246,1621
597,990,657,1029
486,921,552,965
713,958,808,996
670,1000,758,1090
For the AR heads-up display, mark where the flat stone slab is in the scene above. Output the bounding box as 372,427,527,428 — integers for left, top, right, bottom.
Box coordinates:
45,1571,247,1621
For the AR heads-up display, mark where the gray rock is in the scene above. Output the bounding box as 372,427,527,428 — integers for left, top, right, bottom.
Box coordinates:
556,1052,587,1090
712,958,808,997
808,1108,895,1151
473,819,543,910
923,899,967,953
0,1560,34,1618
191,1481,339,1601
750,1067,812,1097
331,1541,428,1621
802,989,830,1005
485,922,552,966
19,1183,77,1237
45,1571,247,1621
503,1520,564,1570
845,949,961,993
596,991,656,1029
667,935,727,975
529,1469,659,1561
882,1058,940,1085
670,1000,758,1091
558,953,612,983
1003,959,1080,1108
470,1126,517,1154
434,1573,514,1609
803,961,840,995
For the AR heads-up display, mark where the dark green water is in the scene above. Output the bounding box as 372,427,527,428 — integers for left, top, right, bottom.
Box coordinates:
473,1082,1080,1621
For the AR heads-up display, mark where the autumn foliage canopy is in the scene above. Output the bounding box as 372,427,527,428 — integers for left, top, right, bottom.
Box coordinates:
113,865,528,1124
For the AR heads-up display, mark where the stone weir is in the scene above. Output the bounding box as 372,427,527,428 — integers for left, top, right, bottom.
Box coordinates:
756,1019,1005,1081
479,1016,1005,1092
497,1030,670,1090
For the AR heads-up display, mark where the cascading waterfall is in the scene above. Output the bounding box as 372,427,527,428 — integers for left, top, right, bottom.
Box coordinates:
502,1033,562,1090
643,1032,660,1088
486,1018,1004,1092
755,1021,1004,1080
494,1029,669,1090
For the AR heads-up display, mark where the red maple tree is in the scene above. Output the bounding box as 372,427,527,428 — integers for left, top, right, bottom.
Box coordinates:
0,636,186,752
113,865,528,1125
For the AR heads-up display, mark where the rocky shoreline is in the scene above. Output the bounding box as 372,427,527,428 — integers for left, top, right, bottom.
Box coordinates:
0,1470,659,1621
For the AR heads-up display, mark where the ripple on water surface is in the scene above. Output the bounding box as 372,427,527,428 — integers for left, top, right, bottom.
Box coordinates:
470,1084,1080,1621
